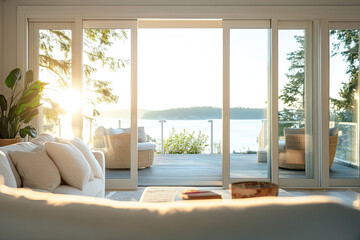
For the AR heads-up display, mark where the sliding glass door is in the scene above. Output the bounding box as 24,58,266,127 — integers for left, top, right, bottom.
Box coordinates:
278,22,317,186
29,23,74,138
30,20,138,189
328,22,360,186
223,20,271,186
82,21,138,189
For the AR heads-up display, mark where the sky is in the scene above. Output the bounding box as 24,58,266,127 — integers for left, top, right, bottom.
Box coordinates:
100,28,349,112
41,26,352,114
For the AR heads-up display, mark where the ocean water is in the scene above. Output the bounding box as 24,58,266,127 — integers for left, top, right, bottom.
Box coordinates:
94,119,264,153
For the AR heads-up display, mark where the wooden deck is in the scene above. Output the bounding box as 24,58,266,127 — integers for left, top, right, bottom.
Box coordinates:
105,154,359,186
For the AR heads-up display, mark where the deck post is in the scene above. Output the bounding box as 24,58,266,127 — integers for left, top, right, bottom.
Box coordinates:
208,120,214,154
159,120,166,154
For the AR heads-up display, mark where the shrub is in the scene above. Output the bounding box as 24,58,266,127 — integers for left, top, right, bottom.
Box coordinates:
158,128,208,154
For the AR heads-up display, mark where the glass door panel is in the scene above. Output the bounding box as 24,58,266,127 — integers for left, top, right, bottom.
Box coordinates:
224,20,271,185
329,26,360,180
83,21,137,189
34,24,73,137
278,29,307,179
138,27,222,186
229,28,270,178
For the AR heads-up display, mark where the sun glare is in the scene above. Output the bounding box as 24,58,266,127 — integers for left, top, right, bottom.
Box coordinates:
59,89,82,114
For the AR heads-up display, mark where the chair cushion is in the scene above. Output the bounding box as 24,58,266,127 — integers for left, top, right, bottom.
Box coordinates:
138,142,157,151
278,139,285,152
107,128,124,135
9,149,61,192
284,128,305,135
45,142,93,190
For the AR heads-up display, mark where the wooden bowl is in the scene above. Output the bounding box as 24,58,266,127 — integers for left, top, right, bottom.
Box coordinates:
230,181,279,199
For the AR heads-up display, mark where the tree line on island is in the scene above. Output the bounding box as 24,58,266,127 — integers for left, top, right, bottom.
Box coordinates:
101,107,266,120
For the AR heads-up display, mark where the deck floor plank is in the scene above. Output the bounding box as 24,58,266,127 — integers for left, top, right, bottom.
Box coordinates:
105,154,359,186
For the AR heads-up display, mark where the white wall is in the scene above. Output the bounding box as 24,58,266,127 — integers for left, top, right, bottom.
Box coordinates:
2,0,360,97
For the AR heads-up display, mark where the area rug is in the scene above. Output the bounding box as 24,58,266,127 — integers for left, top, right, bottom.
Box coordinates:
106,187,292,203
105,187,145,201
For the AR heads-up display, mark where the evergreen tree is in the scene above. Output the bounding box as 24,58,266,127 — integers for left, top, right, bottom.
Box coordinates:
279,30,359,129
278,35,305,136
329,29,359,123
39,29,129,122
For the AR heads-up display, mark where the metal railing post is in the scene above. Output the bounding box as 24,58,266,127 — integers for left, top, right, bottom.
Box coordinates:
159,120,166,154
58,118,61,137
89,118,93,144
208,120,213,154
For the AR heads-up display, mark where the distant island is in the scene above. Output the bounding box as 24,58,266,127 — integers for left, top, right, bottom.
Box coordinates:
101,107,266,120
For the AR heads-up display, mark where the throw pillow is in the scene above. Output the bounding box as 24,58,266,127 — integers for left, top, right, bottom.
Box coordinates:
65,138,103,179
120,127,147,142
45,142,92,190
138,127,147,142
0,151,17,188
9,150,61,192
94,126,106,136
329,127,338,136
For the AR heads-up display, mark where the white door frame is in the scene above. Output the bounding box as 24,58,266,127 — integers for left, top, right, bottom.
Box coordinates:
28,20,138,190
277,21,320,187
18,6,360,189
324,21,360,187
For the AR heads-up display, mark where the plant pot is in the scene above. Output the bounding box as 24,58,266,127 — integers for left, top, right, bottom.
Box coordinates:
0,138,21,147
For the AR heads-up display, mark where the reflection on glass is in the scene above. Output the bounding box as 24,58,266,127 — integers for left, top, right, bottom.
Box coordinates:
278,29,307,179
39,29,72,137
82,28,132,179
329,29,359,179
229,29,269,179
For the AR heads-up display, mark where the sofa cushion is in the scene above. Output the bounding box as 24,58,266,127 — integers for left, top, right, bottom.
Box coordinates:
52,178,103,197
66,138,103,179
45,142,93,190
9,149,61,192
0,151,17,188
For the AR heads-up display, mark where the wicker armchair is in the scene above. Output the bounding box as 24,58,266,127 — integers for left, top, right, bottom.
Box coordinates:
94,133,156,169
279,130,338,170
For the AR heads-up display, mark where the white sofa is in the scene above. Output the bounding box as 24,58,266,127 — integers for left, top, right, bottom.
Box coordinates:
0,134,105,197
0,183,359,240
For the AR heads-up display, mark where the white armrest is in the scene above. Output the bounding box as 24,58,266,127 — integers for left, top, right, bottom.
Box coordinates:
92,150,105,175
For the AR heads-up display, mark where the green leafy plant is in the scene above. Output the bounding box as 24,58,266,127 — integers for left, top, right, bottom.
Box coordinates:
157,128,209,154
0,68,47,138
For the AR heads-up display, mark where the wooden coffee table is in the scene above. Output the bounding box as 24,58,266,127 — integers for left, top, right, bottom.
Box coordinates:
174,188,291,201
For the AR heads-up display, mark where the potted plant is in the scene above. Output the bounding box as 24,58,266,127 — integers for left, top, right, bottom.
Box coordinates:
0,68,47,146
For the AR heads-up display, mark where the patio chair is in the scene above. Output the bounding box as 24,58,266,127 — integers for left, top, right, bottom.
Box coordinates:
279,127,338,170
93,127,156,169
